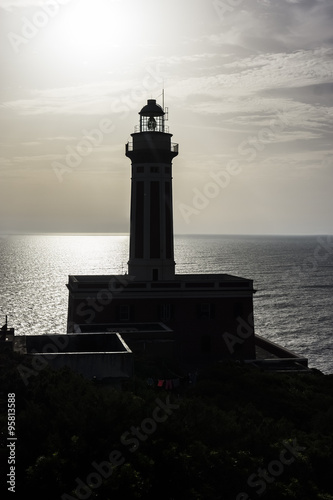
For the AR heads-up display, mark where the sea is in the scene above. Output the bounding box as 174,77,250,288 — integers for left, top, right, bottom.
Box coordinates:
0,234,332,374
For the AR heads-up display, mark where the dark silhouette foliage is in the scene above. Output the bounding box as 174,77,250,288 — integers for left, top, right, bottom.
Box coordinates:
1,350,333,499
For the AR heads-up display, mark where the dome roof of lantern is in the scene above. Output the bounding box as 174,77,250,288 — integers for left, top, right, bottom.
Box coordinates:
139,99,165,117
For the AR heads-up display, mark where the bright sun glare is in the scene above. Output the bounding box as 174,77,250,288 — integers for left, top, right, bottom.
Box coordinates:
56,0,140,58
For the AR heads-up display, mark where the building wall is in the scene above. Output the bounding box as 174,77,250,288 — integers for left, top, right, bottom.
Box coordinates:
67,283,255,364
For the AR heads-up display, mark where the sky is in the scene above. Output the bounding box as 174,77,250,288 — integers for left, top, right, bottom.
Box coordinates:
0,0,332,235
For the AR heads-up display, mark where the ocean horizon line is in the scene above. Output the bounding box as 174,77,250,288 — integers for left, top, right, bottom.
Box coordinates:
1,232,332,237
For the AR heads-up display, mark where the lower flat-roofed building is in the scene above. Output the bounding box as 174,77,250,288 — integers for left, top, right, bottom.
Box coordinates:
14,333,133,383
66,273,256,367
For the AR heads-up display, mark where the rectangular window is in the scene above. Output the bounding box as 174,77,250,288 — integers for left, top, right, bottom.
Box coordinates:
136,166,144,173
165,182,172,259
134,181,144,258
119,305,130,321
234,302,244,318
197,303,215,320
150,181,161,258
150,167,159,173
152,269,159,281
201,334,211,353
160,303,173,321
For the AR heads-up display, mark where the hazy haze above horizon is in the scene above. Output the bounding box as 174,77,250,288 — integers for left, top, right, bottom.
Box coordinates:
1,0,332,235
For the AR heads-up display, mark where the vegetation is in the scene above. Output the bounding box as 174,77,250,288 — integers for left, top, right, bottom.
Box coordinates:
1,350,333,499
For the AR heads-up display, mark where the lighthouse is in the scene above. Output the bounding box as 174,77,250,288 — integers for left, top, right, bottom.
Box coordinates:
15,96,309,380
125,99,178,281
66,97,259,367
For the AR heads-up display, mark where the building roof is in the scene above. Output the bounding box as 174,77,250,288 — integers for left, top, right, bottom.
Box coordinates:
139,99,165,117
23,333,131,354
69,273,253,284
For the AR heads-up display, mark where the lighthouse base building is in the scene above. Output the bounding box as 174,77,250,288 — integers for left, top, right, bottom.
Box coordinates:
67,272,256,366
9,99,309,380
66,99,257,367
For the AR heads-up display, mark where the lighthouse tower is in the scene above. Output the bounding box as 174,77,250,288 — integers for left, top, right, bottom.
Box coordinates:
126,99,178,281
66,97,259,367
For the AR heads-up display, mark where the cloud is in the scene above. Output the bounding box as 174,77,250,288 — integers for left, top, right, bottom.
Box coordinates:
209,0,333,51
0,0,332,235
0,0,48,5
166,47,332,107
163,46,333,154
0,156,12,167
0,61,164,115
0,0,41,9
1,82,113,115
39,136,78,141
13,153,60,162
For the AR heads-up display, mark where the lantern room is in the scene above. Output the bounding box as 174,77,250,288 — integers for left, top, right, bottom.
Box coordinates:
138,99,166,133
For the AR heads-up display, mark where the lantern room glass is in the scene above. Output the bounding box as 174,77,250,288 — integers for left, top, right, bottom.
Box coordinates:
140,115,165,132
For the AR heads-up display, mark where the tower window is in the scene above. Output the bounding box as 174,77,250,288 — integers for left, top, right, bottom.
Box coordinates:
160,303,173,321
165,167,171,174
150,182,161,258
134,182,144,258
152,269,159,281
150,167,159,173
234,302,244,318
136,166,144,173
201,334,211,353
